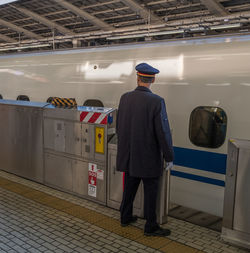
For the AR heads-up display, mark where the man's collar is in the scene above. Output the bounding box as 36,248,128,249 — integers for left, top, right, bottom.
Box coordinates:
135,86,152,93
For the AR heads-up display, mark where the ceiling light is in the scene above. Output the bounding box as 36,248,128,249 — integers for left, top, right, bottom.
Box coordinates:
0,0,18,5
149,29,184,36
107,34,146,40
0,43,51,52
190,27,205,32
210,23,241,30
107,29,184,40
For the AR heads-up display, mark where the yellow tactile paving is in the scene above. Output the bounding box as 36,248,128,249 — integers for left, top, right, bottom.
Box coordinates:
63,204,108,224
45,198,76,210
3,182,32,194
73,208,106,224
0,177,12,186
0,176,202,253
22,189,50,200
63,205,91,217
35,195,60,205
96,216,122,231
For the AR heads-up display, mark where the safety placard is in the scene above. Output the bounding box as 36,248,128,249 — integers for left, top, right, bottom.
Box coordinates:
88,163,97,197
97,169,104,180
95,127,105,154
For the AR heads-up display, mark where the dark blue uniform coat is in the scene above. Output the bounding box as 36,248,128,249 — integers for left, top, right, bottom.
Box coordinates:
116,86,174,178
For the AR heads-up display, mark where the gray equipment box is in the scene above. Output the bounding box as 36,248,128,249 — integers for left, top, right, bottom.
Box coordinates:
107,134,170,224
43,105,116,205
0,100,46,183
221,139,250,249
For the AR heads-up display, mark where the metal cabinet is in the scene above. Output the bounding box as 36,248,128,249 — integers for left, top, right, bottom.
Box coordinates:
108,149,123,208
0,100,45,183
0,106,15,171
43,106,116,205
44,118,57,151
44,153,107,204
233,148,250,234
222,139,250,250
54,120,66,153
28,108,44,182
0,101,118,207
81,123,94,159
44,153,73,191
65,122,81,156
107,137,144,217
44,120,97,159
12,107,30,175
72,160,88,195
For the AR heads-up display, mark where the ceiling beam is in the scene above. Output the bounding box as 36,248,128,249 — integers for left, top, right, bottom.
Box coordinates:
0,34,16,43
200,0,229,16
53,0,113,31
0,18,42,39
120,0,164,24
12,6,75,35
82,0,120,9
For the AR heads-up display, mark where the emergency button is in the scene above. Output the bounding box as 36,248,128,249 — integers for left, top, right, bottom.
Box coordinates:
98,133,102,144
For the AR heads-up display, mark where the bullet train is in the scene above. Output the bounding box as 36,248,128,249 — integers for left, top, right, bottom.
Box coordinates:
1,34,250,217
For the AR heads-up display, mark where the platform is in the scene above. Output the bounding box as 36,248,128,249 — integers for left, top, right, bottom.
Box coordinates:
0,170,247,253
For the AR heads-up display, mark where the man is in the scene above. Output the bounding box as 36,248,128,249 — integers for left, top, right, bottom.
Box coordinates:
116,62,174,236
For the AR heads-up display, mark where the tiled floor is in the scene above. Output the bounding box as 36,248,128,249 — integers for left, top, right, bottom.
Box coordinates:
0,170,248,253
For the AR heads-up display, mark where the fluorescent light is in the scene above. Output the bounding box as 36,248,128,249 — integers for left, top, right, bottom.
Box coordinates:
190,27,205,32
210,23,241,30
149,29,184,36
107,29,184,40
0,43,51,52
0,0,18,5
107,34,146,40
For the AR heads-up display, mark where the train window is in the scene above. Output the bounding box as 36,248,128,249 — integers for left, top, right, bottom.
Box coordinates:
83,99,104,107
17,95,30,101
189,106,227,148
0,94,2,99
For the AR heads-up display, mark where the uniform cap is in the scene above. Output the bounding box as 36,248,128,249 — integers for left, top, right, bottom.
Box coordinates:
135,63,159,77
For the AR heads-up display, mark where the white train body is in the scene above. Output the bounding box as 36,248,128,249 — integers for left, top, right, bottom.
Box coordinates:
1,35,250,217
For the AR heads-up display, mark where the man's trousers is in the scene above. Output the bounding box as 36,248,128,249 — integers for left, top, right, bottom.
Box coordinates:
120,172,160,232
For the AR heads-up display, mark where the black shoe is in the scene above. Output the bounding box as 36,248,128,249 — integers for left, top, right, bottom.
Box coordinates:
121,216,138,227
144,227,171,237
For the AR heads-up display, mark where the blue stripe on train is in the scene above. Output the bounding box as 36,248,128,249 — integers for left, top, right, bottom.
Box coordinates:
173,147,227,174
171,170,225,187
171,146,227,187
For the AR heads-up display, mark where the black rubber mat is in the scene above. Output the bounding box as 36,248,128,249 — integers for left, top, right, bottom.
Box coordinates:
208,219,222,232
168,206,199,220
169,205,222,232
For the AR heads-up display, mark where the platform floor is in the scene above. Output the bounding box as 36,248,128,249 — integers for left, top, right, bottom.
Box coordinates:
0,171,248,253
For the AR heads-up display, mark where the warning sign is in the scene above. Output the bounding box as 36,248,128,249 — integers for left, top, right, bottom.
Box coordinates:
88,163,97,197
88,185,96,198
88,171,97,185
97,169,104,180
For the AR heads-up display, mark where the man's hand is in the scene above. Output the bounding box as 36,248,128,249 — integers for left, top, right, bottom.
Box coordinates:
165,162,173,171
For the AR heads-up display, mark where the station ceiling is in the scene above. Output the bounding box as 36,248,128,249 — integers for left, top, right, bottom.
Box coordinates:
1,0,250,53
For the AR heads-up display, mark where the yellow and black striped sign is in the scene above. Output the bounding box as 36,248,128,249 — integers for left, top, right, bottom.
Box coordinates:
51,97,77,108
